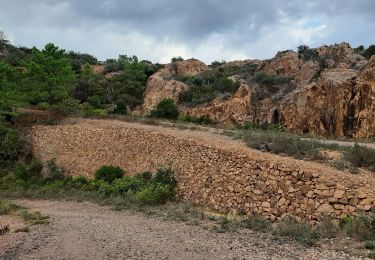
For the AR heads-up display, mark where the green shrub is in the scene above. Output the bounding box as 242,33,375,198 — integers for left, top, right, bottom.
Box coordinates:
83,104,107,117
114,100,128,115
87,96,102,109
242,215,272,232
153,166,176,186
340,215,375,241
15,160,43,181
0,200,21,215
151,98,179,119
274,216,318,246
36,102,50,111
135,171,153,182
365,241,375,250
0,124,28,169
95,165,124,183
50,98,81,115
345,144,375,171
67,176,89,189
112,176,146,195
44,159,65,182
135,183,174,205
363,45,375,59
178,113,214,125
254,72,291,86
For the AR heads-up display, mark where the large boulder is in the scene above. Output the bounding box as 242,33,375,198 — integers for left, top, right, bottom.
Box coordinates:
142,59,207,112
143,76,189,113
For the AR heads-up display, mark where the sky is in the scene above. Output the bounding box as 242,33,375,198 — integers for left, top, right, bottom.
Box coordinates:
0,0,374,63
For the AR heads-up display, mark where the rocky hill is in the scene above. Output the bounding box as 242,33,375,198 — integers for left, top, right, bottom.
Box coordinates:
142,43,375,139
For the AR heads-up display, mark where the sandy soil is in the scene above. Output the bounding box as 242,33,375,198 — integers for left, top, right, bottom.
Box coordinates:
0,200,356,260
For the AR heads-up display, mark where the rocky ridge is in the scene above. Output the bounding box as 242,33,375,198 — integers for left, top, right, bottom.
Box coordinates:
142,43,375,138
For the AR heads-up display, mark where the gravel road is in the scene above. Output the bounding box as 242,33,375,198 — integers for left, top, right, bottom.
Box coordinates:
0,200,356,260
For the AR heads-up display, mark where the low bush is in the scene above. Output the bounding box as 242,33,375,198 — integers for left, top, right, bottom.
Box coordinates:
178,113,214,125
0,123,28,169
44,159,65,182
340,215,375,241
95,165,125,183
274,216,319,246
254,72,291,86
345,144,375,171
114,100,128,115
241,130,328,160
0,200,21,214
242,215,272,233
135,183,174,205
150,98,179,119
82,104,107,117
154,166,176,186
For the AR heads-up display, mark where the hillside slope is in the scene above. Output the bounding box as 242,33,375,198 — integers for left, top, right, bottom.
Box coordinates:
142,43,375,138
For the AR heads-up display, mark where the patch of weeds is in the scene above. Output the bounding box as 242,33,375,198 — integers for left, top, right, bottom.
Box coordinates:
242,215,273,233
365,241,375,250
0,200,21,215
274,216,319,246
211,217,239,233
340,215,375,241
17,209,49,224
344,144,375,171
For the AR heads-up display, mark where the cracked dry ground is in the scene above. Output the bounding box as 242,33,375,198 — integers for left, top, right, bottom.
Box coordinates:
0,200,355,260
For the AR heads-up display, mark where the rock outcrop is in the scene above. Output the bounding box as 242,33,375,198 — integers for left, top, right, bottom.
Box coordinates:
142,59,207,112
141,43,374,138
143,78,189,113
186,84,252,124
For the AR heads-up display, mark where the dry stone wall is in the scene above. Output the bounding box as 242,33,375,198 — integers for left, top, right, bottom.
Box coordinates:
29,121,375,221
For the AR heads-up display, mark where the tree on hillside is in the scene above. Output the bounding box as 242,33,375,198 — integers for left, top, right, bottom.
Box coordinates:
363,45,375,59
0,62,24,110
0,31,12,53
24,43,75,105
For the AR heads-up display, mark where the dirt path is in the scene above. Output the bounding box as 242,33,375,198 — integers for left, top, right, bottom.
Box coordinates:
0,200,355,260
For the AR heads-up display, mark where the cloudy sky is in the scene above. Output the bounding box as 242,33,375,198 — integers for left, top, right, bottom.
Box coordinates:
0,0,374,63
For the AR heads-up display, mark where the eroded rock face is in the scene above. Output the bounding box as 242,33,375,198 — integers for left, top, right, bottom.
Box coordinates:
186,84,252,124
141,44,374,138
142,59,207,112
143,77,189,113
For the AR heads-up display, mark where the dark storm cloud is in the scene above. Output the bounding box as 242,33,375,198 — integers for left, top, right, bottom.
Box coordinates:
0,0,374,62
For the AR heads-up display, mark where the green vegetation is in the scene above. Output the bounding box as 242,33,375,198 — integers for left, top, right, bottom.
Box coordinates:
228,126,375,172
151,98,179,119
95,165,125,183
178,113,214,125
362,45,375,59
0,199,49,226
345,144,375,171
0,31,159,118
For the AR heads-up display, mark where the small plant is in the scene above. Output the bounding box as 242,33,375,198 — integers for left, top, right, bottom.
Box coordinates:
114,100,128,115
153,165,176,186
242,215,273,233
135,171,153,182
365,241,375,250
95,165,125,183
274,216,318,246
44,159,65,182
345,144,375,171
150,98,179,119
135,183,174,205
340,215,375,241
0,200,21,215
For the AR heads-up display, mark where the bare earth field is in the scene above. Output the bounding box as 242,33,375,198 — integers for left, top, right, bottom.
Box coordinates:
0,200,356,260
